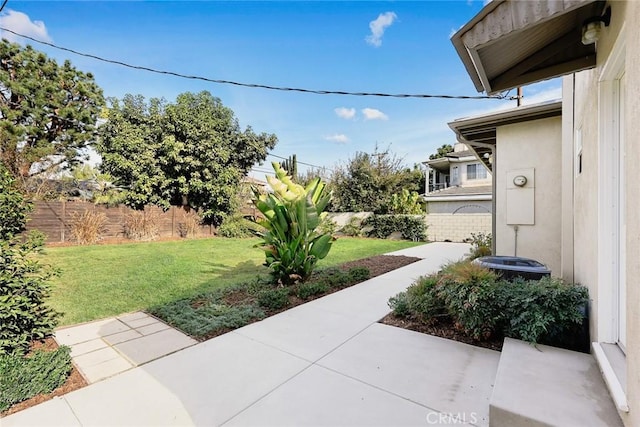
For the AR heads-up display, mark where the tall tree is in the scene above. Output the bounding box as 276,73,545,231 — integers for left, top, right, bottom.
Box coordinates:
0,41,104,184
329,148,423,213
98,91,277,224
429,144,454,160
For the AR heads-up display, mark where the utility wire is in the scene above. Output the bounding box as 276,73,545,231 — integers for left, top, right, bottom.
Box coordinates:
0,0,8,13
267,153,326,170
0,26,507,100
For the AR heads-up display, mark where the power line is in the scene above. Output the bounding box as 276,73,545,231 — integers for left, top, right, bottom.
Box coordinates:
267,154,326,170
0,0,8,13
0,26,507,101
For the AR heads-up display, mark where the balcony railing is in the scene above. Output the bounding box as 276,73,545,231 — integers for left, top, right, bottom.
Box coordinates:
429,182,449,192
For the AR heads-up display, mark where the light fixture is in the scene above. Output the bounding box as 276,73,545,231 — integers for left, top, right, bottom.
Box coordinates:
581,7,611,45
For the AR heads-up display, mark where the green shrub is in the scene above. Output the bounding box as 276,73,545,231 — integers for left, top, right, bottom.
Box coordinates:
438,277,504,340
390,189,424,214
468,232,492,259
0,167,59,356
406,275,446,322
0,167,30,241
388,260,590,348
257,287,290,311
253,163,333,285
217,214,257,238
296,282,329,300
314,267,349,288
317,216,338,236
439,260,498,284
0,346,72,412
388,292,411,317
500,277,589,345
347,266,370,283
340,216,363,237
364,214,427,241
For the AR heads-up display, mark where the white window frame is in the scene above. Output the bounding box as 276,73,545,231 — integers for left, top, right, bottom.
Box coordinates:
594,23,628,413
466,163,487,180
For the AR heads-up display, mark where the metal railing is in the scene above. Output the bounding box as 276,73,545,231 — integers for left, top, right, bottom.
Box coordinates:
429,182,449,192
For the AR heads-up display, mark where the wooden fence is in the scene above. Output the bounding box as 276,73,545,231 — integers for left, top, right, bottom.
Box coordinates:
27,201,215,243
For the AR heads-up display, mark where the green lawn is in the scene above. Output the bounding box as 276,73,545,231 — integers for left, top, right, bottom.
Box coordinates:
44,237,424,325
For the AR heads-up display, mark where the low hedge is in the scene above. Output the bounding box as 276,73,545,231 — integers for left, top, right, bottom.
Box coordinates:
363,214,427,241
388,260,589,350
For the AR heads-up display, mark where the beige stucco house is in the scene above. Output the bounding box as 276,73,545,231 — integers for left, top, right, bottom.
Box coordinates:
450,1,639,426
422,143,492,242
449,101,563,275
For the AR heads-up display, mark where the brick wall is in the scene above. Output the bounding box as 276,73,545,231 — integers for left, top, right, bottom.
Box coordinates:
426,213,492,242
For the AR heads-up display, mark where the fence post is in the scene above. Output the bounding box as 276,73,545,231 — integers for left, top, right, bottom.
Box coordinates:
61,200,66,242
171,206,175,237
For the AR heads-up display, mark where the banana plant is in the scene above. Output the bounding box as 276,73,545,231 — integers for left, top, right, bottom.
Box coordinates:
253,162,333,285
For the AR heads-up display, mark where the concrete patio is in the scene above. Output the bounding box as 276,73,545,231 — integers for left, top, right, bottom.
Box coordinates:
2,242,622,426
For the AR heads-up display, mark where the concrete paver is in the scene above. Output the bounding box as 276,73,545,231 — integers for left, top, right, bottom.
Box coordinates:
55,318,129,346
101,328,143,345
233,303,374,362
68,338,108,358
318,323,500,427
65,368,194,427
80,357,134,384
115,328,199,365
1,398,80,427
137,332,311,426
54,312,197,384
223,364,433,427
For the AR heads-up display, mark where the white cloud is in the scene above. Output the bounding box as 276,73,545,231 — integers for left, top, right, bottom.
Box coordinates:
521,86,562,105
334,107,356,120
0,10,52,43
362,108,388,121
365,12,397,47
324,134,350,144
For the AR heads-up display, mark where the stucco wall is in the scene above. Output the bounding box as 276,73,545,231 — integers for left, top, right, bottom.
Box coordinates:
494,117,562,276
625,3,640,426
458,160,492,187
567,1,637,425
426,213,492,242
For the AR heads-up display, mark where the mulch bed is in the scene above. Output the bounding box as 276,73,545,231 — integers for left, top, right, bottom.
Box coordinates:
196,255,423,341
379,313,504,351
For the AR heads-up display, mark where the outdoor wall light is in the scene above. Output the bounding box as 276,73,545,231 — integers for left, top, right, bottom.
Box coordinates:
582,7,611,45
483,152,493,165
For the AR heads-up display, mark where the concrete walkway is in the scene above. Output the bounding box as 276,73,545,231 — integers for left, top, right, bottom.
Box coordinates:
4,242,494,427
55,312,197,383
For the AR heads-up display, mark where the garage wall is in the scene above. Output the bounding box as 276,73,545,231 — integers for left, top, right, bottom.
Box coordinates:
426,213,492,242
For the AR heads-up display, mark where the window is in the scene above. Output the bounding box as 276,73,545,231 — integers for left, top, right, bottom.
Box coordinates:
451,166,459,184
467,163,487,180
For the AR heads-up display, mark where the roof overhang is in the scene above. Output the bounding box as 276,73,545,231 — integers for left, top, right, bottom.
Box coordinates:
451,0,608,95
448,101,562,170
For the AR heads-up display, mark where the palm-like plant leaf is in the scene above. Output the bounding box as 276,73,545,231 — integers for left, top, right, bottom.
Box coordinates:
252,162,333,285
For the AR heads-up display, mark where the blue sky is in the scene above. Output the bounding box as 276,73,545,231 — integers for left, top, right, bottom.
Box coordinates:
0,1,561,178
